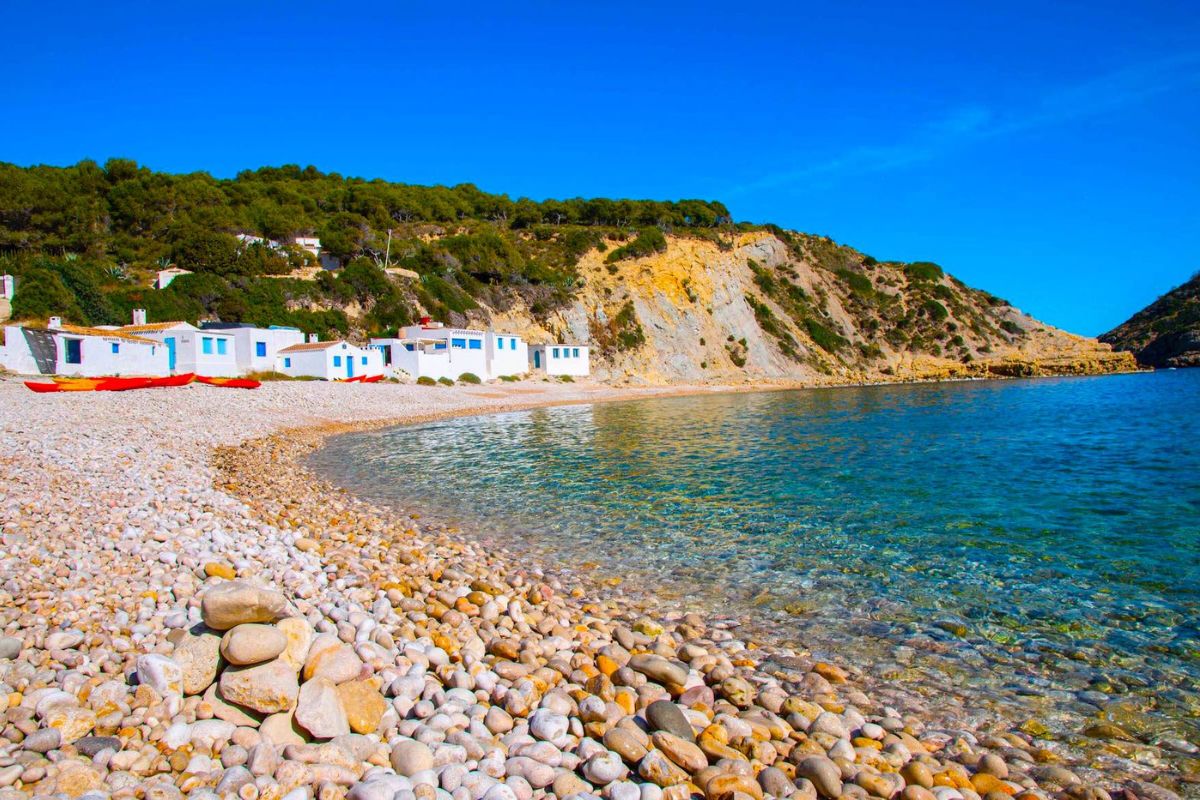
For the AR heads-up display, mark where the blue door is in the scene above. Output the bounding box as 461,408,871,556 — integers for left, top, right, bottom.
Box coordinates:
347,355,354,378
165,337,177,372
533,350,541,369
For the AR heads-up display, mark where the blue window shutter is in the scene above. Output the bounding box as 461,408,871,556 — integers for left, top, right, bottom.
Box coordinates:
333,355,341,367
217,339,227,355
256,341,266,357
284,357,291,368
573,348,579,357
361,356,367,365
111,343,119,354
469,339,481,350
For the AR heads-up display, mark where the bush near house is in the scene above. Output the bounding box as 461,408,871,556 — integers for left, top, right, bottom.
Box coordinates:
416,376,436,386
458,372,481,383
437,376,454,385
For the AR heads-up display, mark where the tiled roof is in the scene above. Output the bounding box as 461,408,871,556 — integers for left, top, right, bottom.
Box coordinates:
277,341,342,353
26,324,160,345
120,321,191,333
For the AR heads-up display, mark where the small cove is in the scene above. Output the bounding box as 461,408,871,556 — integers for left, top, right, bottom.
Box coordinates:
310,371,1200,755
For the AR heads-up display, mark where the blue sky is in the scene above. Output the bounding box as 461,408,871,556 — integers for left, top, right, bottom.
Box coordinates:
2,1,1197,335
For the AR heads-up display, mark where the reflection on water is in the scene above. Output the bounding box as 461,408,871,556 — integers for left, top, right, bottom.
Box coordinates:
311,371,1200,745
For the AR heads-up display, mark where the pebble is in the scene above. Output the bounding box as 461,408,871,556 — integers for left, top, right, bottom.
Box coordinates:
221,623,289,665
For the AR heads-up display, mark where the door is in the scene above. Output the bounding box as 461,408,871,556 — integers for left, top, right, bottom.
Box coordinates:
165,337,177,372
64,338,82,366
533,350,541,369
347,356,354,378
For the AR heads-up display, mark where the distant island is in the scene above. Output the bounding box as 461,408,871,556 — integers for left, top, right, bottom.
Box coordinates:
0,159,1133,384
1101,272,1200,368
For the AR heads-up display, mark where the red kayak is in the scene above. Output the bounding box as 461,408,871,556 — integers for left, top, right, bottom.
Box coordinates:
25,381,65,393
197,375,261,389
362,374,384,383
147,373,195,388
27,376,154,392
337,375,366,383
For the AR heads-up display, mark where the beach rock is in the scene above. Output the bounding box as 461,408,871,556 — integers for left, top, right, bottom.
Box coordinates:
304,636,363,684
0,637,21,660
705,773,764,800
628,655,688,687
336,678,386,733
22,727,61,753
201,580,288,630
219,658,300,714
221,623,289,665
651,731,707,772
1127,782,1182,800
202,681,264,726
137,653,185,698
582,751,628,785
277,616,315,670
260,709,307,746
796,756,843,799
645,700,695,741
529,708,569,741
45,704,97,743
604,728,649,763
76,735,121,758
52,760,103,798
295,676,350,739
390,739,434,776
174,630,223,694
638,750,690,787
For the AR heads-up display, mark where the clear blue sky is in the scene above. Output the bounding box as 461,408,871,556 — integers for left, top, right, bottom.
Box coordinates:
3,1,1197,335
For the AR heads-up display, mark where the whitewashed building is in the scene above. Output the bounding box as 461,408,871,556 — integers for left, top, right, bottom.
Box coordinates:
155,267,193,289
275,339,384,381
1,317,168,377
371,319,528,381
120,312,239,376
530,344,590,377
199,322,304,374
294,237,321,258
1,275,14,300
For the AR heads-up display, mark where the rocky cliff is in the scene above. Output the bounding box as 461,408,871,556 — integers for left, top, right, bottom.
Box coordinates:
1100,272,1200,368
452,230,1135,384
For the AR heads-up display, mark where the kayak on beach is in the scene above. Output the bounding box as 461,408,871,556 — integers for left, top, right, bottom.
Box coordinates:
26,373,204,393
196,375,262,389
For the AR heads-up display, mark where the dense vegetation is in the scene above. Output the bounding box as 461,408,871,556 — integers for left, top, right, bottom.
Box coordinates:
1101,272,1200,367
0,160,731,335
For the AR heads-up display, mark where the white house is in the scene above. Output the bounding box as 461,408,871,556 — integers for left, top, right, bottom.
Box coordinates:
119,312,239,376
1,317,168,377
155,267,193,289
275,339,384,381
1,275,14,300
294,237,321,258
530,344,590,377
199,322,304,374
371,318,528,381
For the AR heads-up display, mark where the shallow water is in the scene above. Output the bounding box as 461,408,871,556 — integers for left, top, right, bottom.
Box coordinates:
312,371,1200,750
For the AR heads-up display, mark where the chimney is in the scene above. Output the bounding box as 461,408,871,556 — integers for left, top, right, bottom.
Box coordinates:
308,333,319,343
419,316,431,326
131,308,147,326
48,316,62,330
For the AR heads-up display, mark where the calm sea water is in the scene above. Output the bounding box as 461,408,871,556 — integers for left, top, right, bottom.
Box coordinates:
312,371,1200,746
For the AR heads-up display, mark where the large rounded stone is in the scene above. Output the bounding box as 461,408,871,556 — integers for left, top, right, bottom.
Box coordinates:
336,679,386,734
221,624,288,666
201,581,287,630
628,655,688,687
277,617,315,670
303,635,363,684
0,636,21,660
219,659,299,714
645,700,695,742
651,731,707,773
136,654,184,699
174,630,223,695
295,677,349,739
796,756,843,799
390,739,434,777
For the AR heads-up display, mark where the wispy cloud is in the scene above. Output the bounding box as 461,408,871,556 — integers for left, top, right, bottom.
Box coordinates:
731,51,1200,195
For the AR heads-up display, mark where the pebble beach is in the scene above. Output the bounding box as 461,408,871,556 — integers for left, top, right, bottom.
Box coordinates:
0,379,1186,800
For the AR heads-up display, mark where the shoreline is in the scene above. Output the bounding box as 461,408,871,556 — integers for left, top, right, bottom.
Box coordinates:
0,375,1184,800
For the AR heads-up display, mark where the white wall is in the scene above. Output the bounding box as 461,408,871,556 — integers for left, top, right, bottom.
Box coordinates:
132,326,239,376
372,338,488,381
55,334,169,377
532,345,590,377
277,342,384,380
487,333,528,378
215,327,304,373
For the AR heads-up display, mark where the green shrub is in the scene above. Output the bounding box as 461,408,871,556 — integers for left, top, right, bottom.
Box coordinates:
999,319,1024,335
804,317,848,353
499,374,520,382
416,376,436,386
458,372,481,384
904,261,944,282
559,375,574,382
836,268,874,298
604,227,667,263
437,376,454,385
922,299,949,322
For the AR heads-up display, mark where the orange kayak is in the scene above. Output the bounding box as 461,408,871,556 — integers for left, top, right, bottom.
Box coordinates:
28,376,155,392
197,376,261,389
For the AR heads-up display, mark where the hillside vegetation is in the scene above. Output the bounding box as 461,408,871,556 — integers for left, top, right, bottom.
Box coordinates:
1100,272,1200,368
0,159,1134,383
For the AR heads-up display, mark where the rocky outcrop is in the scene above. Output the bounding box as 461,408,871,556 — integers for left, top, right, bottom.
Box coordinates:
458,231,1139,384
1101,272,1200,368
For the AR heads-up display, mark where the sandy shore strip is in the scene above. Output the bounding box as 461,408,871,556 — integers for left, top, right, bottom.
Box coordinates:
0,379,1183,800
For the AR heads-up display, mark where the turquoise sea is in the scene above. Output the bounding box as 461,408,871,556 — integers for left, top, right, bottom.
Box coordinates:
312,370,1200,750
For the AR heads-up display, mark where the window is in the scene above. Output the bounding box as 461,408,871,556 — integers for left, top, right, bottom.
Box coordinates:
216,339,227,355
573,348,580,358
65,339,82,365
552,348,560,358
468,339,481,350
333,355,342,367
404,344,415,351
361,356,367,365
111,343,120,354
434,342,446,350
451,338,466,349
284,357,292,368
202,337,213,355
255,341,267,358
